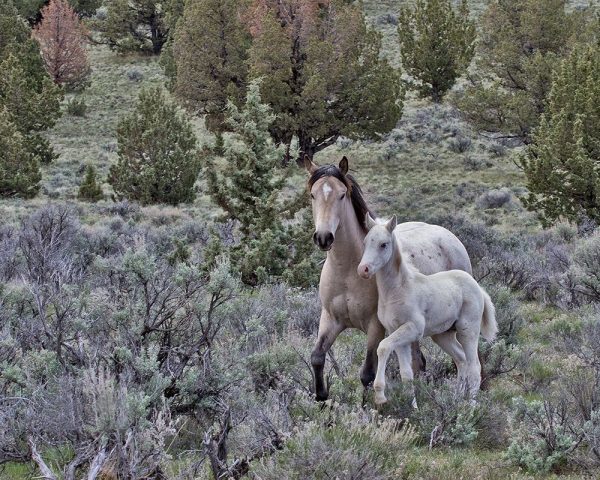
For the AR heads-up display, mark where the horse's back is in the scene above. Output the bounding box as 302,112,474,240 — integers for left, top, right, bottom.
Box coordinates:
394,222,472,275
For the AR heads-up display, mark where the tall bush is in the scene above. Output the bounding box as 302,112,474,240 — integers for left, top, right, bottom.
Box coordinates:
108,87,201,205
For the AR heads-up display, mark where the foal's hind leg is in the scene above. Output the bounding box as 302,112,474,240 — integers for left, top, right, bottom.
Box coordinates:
431,331,467,385
455,324,482,398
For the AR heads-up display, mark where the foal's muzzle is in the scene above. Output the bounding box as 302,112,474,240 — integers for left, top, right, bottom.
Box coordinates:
313,231,334,251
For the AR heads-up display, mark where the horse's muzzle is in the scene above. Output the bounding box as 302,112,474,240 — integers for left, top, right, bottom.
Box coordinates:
313,231,334,251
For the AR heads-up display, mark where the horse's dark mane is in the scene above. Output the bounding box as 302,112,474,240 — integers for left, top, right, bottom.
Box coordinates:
307,165,373,232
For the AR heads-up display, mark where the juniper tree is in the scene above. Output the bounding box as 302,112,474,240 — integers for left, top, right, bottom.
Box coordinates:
0,1,62,164
0,108,41,198
171,0,249,132
108,87,201,205
522,45,600,225
397,0,475,103
248,0,403,162
102,0,169,54
0,53,62,164
33,0,91,89
456,0,588,144
206,80,297,285
78,164,103,202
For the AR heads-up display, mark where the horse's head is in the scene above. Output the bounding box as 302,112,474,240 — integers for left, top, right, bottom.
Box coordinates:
305,156,352,251
357,213,397,279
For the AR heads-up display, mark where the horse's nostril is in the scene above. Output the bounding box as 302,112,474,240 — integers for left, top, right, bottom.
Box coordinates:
312,232,318,245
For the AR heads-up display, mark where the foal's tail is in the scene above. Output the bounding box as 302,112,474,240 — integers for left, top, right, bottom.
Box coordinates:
480,289,498,342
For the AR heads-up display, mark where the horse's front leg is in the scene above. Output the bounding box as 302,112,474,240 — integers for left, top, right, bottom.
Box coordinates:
360,319,385,405
311,310,345,401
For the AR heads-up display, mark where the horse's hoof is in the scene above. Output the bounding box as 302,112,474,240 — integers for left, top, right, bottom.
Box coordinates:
315,392,329,402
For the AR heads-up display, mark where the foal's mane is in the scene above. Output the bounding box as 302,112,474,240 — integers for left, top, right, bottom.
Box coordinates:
307,165,373,233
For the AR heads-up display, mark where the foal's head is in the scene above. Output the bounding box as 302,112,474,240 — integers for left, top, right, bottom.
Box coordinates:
304,156,371,251
357,213,397,279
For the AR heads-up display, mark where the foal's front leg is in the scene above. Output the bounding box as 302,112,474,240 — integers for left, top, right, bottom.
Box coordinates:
374,320,423,405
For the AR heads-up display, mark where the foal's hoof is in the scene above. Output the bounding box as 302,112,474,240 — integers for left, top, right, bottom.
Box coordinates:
411,398,419,410
374,393,387,405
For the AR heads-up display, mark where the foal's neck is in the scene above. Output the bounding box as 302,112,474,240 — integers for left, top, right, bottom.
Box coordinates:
377,236,414,291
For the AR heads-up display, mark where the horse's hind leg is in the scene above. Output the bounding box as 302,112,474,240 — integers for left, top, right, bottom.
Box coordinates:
312,310,345,401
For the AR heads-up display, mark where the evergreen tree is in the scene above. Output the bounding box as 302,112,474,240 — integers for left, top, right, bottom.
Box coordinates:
397,0,475,102
248,0,403,162
0,53,62,164
15,0,102,20
78,164,103,202
33,0,91,89
171,0,249,132
102,0,169,54
0,108,41,198
108,87,201,205
0,1,62,164
207,80,296,285
456,0,588,144
522,45,600,225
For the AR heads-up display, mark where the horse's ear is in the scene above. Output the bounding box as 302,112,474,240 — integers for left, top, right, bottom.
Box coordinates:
304,155,318,174
339,156,349,175
365,212,377,231
386,215,397,233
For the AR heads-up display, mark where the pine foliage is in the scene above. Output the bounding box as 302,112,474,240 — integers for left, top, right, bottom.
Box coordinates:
108,87,201,205
206,80,294,285
456,0,588,144
522,45,600,225
248,0,403,162
172,0,249,133
102,0,169,54
398,0,475,103
78,164,104,202
0,108,41,198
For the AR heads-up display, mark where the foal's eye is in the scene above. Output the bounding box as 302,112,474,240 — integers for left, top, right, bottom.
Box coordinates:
310,193,315,200
380,243,388,249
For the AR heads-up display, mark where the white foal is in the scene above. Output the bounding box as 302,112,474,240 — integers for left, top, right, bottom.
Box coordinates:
357,214,498,406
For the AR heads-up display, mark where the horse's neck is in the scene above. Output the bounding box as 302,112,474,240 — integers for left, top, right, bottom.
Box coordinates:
327,201,365,267
377,237,415,294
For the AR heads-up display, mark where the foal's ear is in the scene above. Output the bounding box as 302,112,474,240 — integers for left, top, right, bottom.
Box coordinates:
365,212,377,231
386,215,397,233
303,155,318,174
339,156,349,175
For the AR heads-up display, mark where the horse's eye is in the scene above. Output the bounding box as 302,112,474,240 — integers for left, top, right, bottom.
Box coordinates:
339,193,345,200
380,243,388,249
